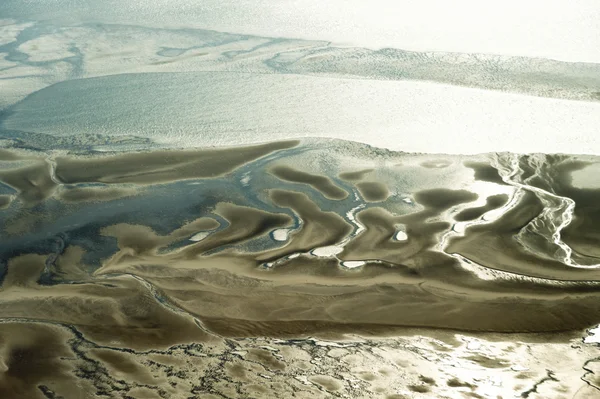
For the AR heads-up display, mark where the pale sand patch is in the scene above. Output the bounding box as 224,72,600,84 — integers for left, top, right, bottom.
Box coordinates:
311,245,344,257
190,232,211,242
341,261,366,269
272,229,290,242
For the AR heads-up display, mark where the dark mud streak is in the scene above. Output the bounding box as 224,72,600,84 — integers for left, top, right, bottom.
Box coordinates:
464,161,508,185
256,189,352,262
180,203,293,258
465,354,509,369
0,195,12,209
338,169,374,181
408,384,430,393
446,378,472,388
519,370,558,398
414,188,479,211
581,356,600,392
356,181,390,202
454,194,509,222
270,165,348,200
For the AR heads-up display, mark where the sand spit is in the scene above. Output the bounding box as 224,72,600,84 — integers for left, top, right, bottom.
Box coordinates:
54,140,299,185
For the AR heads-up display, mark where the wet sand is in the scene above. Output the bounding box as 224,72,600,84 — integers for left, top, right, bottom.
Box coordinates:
1,140,600,397
269,165,348,200
54,140,299,185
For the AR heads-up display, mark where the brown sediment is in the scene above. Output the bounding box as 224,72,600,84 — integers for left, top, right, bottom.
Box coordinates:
226,363,250,381
549,160,600,260
0,249,597,397
0,195,12,209
413,188,479,210
58,180,600,335
464,161,508,185
356,181,390,202
186,313,588,344
53,246,92,281
446,378,473,388
0,323,94,399
339,206,453,267
269,165,348,200
55,140,299,185
309,375,342,391
338,167,390,201
419,375,436,385
2,254,47,288
177,203,293,259
466,393,486,399
90,349,157,385
408,384,430,393
1,255,211,350
177,279,600,334
339,168,374,181
56,186,138,203
0,160,57,205
2,145,600,399
256,190,353,261
246,349,286,371
88,249,600,335
0,149,30,161
101,216,220,257
340,187,478,267
97,203,292,273
4,174,599,339
454,193,509,221
0,141,298,205
465,354,509,368
446,189,600,281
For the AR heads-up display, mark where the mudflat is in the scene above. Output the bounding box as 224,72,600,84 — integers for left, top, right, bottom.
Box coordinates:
1,140,600,398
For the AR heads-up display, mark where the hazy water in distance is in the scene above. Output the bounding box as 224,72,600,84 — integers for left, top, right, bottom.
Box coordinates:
4,71,600,154
1,0,600,62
